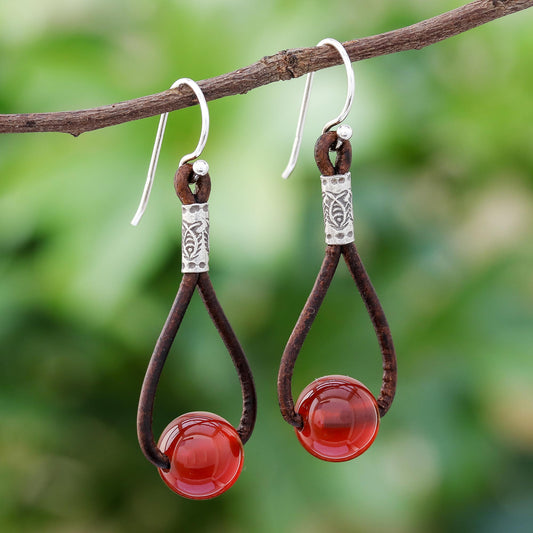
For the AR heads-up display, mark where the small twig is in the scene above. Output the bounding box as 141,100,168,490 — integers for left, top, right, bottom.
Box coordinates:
0,0,531,136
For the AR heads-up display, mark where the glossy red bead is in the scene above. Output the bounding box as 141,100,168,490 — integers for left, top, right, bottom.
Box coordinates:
295,375,380,462
157,412,244,500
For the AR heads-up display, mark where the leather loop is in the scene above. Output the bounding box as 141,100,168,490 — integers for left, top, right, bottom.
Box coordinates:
314,131,352,176
174,163,211,205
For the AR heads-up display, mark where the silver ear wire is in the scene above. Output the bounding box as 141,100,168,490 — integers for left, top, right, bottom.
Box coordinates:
131,78,210,226
281,38,355,179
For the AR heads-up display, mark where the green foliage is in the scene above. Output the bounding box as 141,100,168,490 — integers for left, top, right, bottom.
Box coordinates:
1,2,533,532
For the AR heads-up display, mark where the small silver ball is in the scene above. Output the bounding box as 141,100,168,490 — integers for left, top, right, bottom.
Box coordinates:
336,124,353,141
192,159,209,176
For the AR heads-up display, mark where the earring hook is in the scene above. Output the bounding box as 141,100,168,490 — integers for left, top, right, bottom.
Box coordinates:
281,38,355,179
131,78,210,226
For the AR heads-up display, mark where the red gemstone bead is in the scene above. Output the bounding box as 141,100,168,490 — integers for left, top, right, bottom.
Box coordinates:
295,375,380,462
157,412,244,500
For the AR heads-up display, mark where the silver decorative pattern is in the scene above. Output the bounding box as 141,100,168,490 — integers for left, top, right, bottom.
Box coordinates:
320,172,354,245
181,203,210,273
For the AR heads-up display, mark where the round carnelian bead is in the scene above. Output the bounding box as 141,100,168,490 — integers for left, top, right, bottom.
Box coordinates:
295,375,380,462
157,412,244,500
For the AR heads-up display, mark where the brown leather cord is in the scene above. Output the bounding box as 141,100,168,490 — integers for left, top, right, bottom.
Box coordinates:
341,242,397,416
278,245,341,429
137,163,257,470
137,273,198,469
196,273,256,443
277,131,397,427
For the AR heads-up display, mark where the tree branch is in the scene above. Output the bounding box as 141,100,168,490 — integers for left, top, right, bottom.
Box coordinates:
1,0,531,136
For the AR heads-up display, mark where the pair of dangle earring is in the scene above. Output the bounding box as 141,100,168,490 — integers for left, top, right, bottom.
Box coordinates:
129,39,398,499
278,38,397,462
131,78,257,500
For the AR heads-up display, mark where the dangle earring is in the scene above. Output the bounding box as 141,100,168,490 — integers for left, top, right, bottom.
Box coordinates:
278,39,397,462
131,78,256,499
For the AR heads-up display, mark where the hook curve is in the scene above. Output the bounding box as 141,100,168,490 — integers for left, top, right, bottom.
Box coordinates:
131,78,210,226
281,38,355,180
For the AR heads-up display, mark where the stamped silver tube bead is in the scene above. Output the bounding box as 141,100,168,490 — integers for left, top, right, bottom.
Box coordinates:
320,172,354,245
181,203,210,273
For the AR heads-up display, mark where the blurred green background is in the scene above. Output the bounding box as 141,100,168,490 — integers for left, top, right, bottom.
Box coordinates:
1,1,533,532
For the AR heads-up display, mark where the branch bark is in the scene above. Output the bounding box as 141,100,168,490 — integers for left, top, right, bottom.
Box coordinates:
1,0,531,136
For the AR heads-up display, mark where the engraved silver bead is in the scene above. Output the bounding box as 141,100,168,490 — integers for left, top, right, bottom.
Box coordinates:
181,203,210,273
192,159,209,176
320,172,355,245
